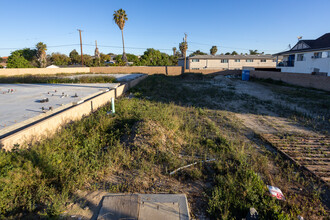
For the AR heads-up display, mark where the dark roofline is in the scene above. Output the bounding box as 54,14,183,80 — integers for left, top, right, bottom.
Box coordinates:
273,46,330,56
273,33,330,56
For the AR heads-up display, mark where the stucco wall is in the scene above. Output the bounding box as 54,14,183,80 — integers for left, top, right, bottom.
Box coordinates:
250,70,330,91
279,50,330,74
0,74,148,151
188,58,276,70
90,66,182,75
0,67,91,76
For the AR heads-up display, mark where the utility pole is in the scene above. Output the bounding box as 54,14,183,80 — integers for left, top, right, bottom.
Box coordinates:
77,29,84,66
184,33,187,73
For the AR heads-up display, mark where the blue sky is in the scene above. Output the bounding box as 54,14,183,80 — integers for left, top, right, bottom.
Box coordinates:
0,0,329,57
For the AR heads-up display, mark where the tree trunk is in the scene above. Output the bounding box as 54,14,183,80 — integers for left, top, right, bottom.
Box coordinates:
183,51,186,74
121,29,128,64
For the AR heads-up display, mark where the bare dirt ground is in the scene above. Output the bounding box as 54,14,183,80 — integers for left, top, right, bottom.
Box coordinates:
212,75,327,136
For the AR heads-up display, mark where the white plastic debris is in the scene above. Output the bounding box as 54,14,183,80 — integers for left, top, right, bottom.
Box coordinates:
267,185,285,200
169,158,216,175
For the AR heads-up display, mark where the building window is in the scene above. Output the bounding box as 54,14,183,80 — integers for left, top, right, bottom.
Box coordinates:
235,59,240,62
192,68,199,70
192,59,199,62
297,54,304,61
321,51,329,58
313,52,322,58
221,59,228,63
260,59,266,62
246,59,253,62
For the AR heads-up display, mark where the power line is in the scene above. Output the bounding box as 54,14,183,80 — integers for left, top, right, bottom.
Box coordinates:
188,41,279,52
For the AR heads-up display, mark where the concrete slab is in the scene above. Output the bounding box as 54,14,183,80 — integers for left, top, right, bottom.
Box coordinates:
0,83,119,132
97,194,189,220
97,194,139,220
139,202,180,220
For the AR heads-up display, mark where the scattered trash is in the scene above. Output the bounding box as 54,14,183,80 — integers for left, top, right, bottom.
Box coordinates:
169,158,215,175
246,207,258,220
297,215,304,220
267,185,285,200
39,98,49,103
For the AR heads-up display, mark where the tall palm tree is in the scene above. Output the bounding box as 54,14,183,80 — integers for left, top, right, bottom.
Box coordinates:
210,46,217,55
172,47,177,56
36,42,47,68
179,41,188,73
113,9,128,63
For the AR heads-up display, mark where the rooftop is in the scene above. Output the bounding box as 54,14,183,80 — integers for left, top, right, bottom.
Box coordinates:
180,54,275,60
274,33,330,56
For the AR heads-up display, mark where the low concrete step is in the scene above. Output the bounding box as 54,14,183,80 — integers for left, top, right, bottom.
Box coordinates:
97,193,190,220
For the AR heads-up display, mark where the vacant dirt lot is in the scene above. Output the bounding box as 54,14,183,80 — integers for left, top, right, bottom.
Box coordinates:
62,74,330,219
1,73,329,219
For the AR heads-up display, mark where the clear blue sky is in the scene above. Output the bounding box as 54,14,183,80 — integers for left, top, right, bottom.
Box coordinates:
0,0,329,57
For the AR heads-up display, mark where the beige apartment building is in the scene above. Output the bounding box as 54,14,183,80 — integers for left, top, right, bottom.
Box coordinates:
178,55,277,70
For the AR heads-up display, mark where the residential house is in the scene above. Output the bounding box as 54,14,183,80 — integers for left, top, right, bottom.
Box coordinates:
178,55,277,70
274,33,330,75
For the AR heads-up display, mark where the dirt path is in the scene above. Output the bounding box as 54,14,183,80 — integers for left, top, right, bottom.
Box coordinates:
213,75,322,136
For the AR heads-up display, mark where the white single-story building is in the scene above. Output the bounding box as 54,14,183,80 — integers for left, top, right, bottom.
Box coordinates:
274,33,330,75
178,54,277,70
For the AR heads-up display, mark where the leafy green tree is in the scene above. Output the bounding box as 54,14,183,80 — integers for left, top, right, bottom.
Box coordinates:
115,53,139,65
113,9,128,63
100,53,111,63
7,50,33,68
36,42,47,68
172,47,177,56
179,42,188,57
50,53,71,66
89,58,105,67
210,46,218,55
249,50,264,55
231,51,238,55
225,52,231,55
82,54,93,67
189,50,207,56
169,55,178,65
69,49,80,64
138,48,174,66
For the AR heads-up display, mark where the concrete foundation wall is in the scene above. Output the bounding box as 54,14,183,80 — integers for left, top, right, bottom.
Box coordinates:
250,70,330,91
0,75,148,151
0,67,91,76
90,66,182,76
